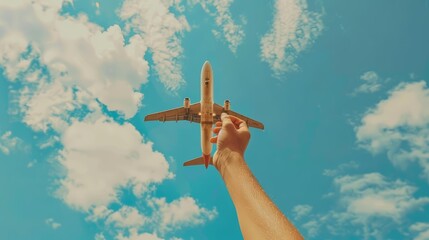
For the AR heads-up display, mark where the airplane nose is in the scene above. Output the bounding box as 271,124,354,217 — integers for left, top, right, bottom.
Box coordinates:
202,61,212,80
203,61,211,71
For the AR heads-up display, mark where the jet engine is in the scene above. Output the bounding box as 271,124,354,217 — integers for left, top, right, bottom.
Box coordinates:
224,100,230,111
184,97,190,108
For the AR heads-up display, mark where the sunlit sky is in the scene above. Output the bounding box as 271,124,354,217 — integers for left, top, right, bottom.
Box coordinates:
1,0,429,239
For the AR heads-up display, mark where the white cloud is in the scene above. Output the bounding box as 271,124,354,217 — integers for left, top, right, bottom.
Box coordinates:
27,159,37,168
95,2,100,15
327,173,429,239
0,131,21,155
105,206,146,229
354,71,383,94
87,205,113,222
297,172,429,239
333,173,429,222
18,80,78,132
95,233,106,240
260,0,323,76
301,220,319,238
410,222,429,240
86,196,216,237
152,196,218,232
39,136,60,149
116,229,162,240
292,204,312,220
45,218,61,229
0,0,149,119
57,117,172,211
323,161,359,177
193,0,245,53
0,33,31,81
0,1,217,239
356,81,429,181
119,0,189,91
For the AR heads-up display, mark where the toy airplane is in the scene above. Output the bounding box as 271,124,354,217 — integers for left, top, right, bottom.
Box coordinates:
144,61,264,168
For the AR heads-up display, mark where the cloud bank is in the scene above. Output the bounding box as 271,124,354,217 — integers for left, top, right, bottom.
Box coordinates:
0,0,149,119
0,1,216,238
294,172,429,239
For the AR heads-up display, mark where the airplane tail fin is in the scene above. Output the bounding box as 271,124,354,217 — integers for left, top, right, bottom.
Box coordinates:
183,155,212,168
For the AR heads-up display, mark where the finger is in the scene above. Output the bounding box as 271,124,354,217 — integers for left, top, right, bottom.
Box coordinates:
237,120,249,132
229,115,244,124
221,113,231,123
221,113,234,129
229,115,246,129
213,127,221,134
210,136,217,143
238,125,249,134
239,129,251,140
215,121,222,127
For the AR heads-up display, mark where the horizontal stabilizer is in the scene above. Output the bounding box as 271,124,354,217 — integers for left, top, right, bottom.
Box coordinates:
183,156,213,167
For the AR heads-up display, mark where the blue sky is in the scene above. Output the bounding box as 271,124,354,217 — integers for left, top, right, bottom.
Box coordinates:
1,0,429,239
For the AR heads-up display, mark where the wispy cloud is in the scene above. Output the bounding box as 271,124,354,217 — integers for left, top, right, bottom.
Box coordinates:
105,206,146,229
116,229,162,240
410,222,429,240
26,159,37,168
192,0,245,53
152,196,218,232
86,196,216,238
0,131,22,155
323,161,359,177
295,172,429,239
301,220,319,238
292,204,312,220
45,218,61,230
38,136,60,149
333,173,429,221
119,0,190,91
260,0,323,76
95,233,106,240
356,81,429,181
329,173,429,239
353,71,383,95
95,2,100,15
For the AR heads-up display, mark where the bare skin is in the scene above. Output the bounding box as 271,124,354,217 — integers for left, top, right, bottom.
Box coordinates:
210,113,303,240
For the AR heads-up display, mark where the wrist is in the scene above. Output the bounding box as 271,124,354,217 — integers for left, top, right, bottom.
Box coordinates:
214,148,245,177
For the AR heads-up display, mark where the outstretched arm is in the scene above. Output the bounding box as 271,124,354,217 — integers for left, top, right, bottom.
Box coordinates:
211,113,303,240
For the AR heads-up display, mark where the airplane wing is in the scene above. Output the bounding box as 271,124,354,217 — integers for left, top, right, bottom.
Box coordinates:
213,103,265,129
144,103,201,123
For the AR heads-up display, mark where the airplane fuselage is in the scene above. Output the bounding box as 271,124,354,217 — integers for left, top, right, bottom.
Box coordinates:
200,61,214,167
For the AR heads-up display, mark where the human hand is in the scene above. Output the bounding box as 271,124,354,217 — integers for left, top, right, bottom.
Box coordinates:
210,113,251,170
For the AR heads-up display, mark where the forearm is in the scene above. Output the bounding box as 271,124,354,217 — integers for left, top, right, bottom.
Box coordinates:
217,149,303,240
